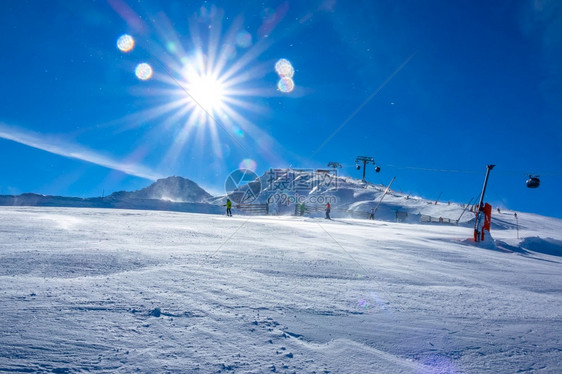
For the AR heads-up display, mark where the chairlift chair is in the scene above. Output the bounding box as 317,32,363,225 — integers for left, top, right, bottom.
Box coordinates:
526,175,540,188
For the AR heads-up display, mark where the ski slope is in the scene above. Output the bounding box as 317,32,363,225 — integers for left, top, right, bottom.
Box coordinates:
1,206,561,373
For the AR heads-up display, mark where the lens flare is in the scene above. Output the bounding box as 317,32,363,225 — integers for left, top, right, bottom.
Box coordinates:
357,299,372,310
261,8,276,24
117,34,135,52
166,41,177,53
224,44,237,60
419,354,458,373
235,31,252,48
277,77,294,93
275,58,294,78
135,63,153,80
216,143,231,158
239,158,257,172
234,127,244,137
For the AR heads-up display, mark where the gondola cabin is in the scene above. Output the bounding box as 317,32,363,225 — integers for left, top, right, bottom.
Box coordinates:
526,175,540,188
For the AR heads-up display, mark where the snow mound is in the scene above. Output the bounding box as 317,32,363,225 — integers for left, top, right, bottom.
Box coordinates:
520,237,562,257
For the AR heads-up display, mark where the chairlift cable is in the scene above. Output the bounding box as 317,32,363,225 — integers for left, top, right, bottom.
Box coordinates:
382,164,562,177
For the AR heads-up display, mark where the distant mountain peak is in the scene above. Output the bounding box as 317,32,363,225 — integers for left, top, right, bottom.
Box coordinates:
110,176,212,203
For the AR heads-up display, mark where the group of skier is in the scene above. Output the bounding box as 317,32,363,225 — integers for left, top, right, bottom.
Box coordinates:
225,200,380,221
224,199,333,219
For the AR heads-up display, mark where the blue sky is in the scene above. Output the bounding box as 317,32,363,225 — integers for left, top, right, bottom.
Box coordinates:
1,0,561,218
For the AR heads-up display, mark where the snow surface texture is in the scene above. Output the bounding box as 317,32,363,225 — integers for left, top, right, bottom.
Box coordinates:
1,207,561,373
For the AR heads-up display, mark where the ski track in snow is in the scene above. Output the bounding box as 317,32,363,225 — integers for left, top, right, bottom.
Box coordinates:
1,207,561,373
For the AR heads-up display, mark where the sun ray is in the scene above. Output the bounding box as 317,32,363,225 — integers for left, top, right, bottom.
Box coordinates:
113,6,291,177
187,15,204,62
213,16,245,75
151,12,189,58
219,38,272,83
218,106,286,166
208,113,224,159
206,10,224,77
222,96,264,114
108,99,191,134
158,114,199,169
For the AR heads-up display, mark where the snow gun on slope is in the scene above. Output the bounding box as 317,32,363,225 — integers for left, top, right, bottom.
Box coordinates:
474,165,495,242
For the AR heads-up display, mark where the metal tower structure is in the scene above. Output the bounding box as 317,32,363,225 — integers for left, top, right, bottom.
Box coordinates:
355,156,380,181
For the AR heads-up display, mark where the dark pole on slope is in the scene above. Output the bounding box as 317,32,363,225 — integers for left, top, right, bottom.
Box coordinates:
373,176,396,219
515,212,519,239
477,165,495,209
456,197,474,224
474,164,495,241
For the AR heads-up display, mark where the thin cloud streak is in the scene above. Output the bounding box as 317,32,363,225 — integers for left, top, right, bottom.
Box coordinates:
0,122,163,181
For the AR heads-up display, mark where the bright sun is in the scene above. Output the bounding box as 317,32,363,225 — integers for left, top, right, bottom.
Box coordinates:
185,73,226,114
123,8,284,171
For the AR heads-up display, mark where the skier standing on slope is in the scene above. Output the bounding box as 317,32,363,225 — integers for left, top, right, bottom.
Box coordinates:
325,203,331,220
369,208,375,220
226,198,232,217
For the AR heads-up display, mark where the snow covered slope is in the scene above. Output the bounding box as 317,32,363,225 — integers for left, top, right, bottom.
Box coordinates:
229,170,486,223
1,206,561,373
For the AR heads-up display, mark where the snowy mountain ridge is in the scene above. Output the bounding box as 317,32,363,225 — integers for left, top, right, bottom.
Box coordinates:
0,176,221,214
108,176,212,203
0,172,558,225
